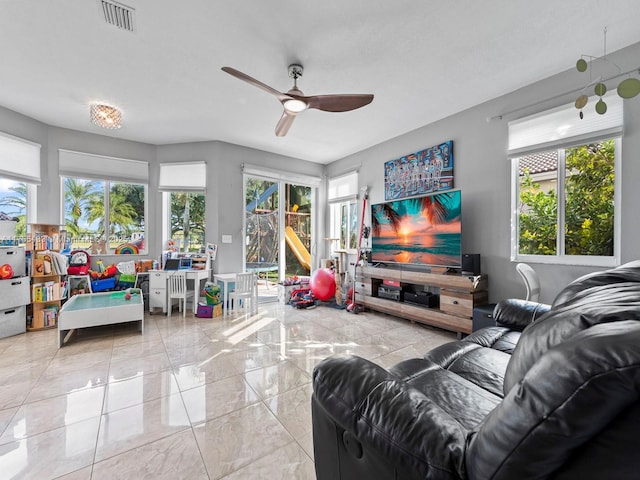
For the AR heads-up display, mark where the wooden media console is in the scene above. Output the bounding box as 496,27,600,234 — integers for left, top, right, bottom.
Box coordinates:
355,265,488,334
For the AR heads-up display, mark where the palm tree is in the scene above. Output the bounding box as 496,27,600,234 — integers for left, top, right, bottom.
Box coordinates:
414,192,452,225
107,190,138,238
0,183,27,237
372,192,454,237
0,183,27,213
64,178,101,237
371,203,402,236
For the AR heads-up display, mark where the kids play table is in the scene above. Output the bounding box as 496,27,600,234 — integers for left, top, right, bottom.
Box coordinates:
58,290,144,347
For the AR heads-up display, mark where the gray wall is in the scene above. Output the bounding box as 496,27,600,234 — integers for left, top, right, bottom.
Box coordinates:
156,141,324,274
326,41,640,304
2,41,638,301
0,108,323,275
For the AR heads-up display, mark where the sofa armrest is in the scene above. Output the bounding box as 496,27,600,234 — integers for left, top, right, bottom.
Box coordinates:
312,354,467,480
493,299,551,331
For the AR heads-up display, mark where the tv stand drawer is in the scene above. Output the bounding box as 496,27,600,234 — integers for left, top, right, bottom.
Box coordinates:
440,290,488,317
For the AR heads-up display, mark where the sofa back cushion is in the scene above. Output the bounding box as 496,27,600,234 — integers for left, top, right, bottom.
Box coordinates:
504,261,640,394
467,321,640,479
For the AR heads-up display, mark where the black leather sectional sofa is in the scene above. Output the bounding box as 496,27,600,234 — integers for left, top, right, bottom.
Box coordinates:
312,261,640,479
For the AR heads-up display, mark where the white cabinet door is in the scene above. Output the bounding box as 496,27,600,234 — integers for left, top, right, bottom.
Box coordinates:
148,271,167,313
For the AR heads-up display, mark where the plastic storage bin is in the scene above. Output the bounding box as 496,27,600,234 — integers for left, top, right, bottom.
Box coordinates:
91,277,116,292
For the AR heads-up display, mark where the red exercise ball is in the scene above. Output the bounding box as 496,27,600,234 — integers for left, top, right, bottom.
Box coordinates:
310,268,336,301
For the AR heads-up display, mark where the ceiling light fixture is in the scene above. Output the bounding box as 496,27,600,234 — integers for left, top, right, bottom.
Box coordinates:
90,103,122,129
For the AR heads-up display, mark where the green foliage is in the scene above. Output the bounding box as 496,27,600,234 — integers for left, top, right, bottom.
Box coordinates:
518,140,615,256
64,178,101,236
564,141,614,256
245,179,278,211
518,171,558,255
170,192,205,252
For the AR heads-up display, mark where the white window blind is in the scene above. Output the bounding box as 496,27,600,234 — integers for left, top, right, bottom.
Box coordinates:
242,163,321,188
328,171,358,203
59,149,148,183
508,92,623,157
158,162,206,192
0,132,41,184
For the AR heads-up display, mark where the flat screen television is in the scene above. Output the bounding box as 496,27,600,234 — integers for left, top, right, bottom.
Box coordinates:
370,189,461,268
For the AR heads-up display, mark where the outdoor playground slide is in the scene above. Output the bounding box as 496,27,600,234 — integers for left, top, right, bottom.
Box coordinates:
285,226,311,270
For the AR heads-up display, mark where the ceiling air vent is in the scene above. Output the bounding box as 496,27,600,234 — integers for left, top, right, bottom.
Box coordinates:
97,0,135,32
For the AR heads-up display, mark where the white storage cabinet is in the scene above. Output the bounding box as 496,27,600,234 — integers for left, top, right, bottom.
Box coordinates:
148,270,167,314
0,246,30,338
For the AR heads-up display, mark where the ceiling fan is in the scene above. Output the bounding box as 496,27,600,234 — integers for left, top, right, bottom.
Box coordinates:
221,64,374,137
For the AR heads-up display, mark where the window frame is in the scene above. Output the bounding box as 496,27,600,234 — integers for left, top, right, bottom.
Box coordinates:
510,137,621,267
330,199,358,253
61,175,148,255
328,171,359,254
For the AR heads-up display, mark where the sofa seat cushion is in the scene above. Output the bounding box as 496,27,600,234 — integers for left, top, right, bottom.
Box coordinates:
393,360,502,429
416,327,518,399
385,327,517,429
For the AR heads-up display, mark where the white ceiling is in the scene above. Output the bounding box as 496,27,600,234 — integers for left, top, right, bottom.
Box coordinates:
1,0,639,164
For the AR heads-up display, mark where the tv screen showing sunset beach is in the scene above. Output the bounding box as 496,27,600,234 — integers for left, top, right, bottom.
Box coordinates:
370,190,461,267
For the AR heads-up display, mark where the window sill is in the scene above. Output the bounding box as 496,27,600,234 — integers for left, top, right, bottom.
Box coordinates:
512,254,619,268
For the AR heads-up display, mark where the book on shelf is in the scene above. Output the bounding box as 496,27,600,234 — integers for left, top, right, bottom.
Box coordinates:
32,281,62,302
32,283,43,302
41,305,59,327
33,257,45,276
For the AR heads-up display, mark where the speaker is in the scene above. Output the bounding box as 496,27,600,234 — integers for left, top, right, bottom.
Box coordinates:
462,253,481,275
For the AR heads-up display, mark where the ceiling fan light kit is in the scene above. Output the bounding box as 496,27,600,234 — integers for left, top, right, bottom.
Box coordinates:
222,63,374,137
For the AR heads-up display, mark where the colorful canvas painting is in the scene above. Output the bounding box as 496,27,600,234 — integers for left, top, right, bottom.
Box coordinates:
384,140,454,200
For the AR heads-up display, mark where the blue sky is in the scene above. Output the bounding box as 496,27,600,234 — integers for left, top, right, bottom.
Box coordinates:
0,179,24,216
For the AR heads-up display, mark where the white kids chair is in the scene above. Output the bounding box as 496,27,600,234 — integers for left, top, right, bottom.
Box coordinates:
167,271,196,317
229,272,257,315
516,263,541,303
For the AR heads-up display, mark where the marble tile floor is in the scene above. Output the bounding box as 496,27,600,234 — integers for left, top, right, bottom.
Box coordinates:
0,302,455,479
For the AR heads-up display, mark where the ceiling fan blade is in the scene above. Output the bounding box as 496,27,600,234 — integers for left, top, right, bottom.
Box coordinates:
304,94,374,112
275,111,296,137
221,67,291,102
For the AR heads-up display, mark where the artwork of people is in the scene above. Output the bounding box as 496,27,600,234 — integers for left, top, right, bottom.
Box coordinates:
384,140,454,200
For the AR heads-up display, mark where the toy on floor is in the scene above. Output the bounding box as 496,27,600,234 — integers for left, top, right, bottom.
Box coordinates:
202,282,221,305
289,288,317,309
310,268,336,301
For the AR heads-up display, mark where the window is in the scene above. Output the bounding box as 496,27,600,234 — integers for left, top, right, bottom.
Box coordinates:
0,132,40,245
0,179,35,245
159,162,206,253
59,150,148,254
510,94,622,266
328,172,359,252
165,192,206,252
62,177,147,253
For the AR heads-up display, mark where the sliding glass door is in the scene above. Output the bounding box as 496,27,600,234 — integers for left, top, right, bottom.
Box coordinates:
244,175,314,302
